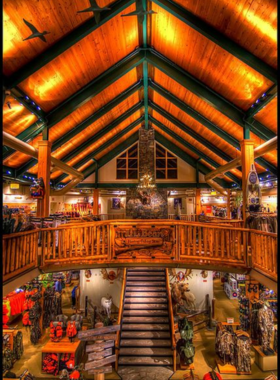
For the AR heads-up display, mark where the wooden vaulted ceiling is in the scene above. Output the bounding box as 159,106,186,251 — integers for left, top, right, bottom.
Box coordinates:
3,0,277,189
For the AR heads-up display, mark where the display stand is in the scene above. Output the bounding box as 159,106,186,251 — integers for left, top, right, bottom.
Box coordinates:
215,322,251,375
41,336,83,374
253,346,277,371
180,357,195,370
3,329,17,350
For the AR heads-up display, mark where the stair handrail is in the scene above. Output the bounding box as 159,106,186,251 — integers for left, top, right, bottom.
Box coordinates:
115,268,126,371
166,268,176,371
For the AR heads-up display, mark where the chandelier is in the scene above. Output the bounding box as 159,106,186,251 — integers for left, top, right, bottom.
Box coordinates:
137,174,156,190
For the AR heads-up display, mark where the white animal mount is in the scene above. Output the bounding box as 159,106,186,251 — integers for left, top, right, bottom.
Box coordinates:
101,295,112,318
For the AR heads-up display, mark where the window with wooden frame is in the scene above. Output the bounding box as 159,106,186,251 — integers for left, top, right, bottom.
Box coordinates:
116,144,138,180
155,143,178,179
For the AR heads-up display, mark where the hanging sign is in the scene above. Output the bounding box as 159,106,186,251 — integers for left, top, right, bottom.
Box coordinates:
227,318,234,324
10,183,20,189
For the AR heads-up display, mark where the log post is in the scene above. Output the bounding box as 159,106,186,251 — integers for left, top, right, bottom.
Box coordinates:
37,140,52,217
93,189,99,216
227,190,231,219
195,188,201,215
240,140,255,221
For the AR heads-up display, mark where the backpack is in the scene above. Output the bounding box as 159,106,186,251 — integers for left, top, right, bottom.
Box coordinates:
66,322,77,339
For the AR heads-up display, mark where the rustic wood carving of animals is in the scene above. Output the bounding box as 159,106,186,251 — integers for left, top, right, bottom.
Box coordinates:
101,296,112,318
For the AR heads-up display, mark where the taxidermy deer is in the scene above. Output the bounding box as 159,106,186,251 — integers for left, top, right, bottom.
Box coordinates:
101,295,112,317
180,283,196,311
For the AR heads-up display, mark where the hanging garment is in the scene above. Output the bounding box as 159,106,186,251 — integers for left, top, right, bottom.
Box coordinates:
258,307,274,353
235,334,251,373
66,321,78,339
50,322,63,342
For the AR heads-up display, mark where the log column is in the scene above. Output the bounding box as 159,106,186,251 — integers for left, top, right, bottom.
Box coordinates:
227,190,231,219
37,140,52,217
93,189,99,216
195,188,201,215
240,140,255,221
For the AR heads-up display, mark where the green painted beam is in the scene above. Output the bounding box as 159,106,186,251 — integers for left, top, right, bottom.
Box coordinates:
3,166,15,178
82,132,139,179
146,48,276,141
3,54,144,161
16,101,144,178
142,0,149,129
149,79,239,147
11,87,46,119
245,84,277,121
151,117,241,185
149,79,276,174
5,0,136,89
55,116,144,184
46,50,145,129
150,101,233,162
75,182,212,189
51,81,143,152
152,0,277,83
246,119,276,141
154,132,234,189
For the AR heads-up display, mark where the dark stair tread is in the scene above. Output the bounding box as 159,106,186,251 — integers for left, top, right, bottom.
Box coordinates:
126,276,166,281
122,324,170,331
126,292,167,297
125,297,167,303
127,272,166,276
118,356,173,365
123,310,168,316
126,281,166,286
121,331,170,338
122,316,169,323
124,304,167,310
119,348,172,356
121,339,171,347
126,287,167,292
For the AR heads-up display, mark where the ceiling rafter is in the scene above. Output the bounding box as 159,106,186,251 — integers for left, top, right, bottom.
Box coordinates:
145,48,276,141
149,80,277,174
15,101,144,178
54,116,144,184
4,0,136,89
151,0,277,83
150,101,234,162
3,80,143,161
245,84,278,121
154,132,233,188
150,116,241,185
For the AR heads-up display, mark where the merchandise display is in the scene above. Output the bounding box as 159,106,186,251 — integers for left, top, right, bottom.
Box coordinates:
29,291,42,345
258,305,275,355
176,317,195,366
238,295,250,331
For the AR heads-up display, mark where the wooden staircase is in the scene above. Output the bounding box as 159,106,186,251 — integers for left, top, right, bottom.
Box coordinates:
118,268,174,367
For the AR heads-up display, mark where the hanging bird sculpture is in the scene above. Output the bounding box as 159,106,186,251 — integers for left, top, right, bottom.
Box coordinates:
121,0,157,24
77,0,111,24
23,19,50,42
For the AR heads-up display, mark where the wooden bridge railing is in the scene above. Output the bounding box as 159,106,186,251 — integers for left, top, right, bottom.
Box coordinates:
2,229,39,283
2,220,277,283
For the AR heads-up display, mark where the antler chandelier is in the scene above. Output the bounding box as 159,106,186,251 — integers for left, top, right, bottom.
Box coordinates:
137,174,156,190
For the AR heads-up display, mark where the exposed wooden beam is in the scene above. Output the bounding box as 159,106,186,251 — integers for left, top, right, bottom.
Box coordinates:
151,117,241,185
150,101,233,162
16,102,144,178
142,0,149,129
146,48,276,141
76,182,212,189
55,116,143,184
152,0,277,83
149,79,276,175
3,52,144,160
82,132,139,179
5,0,136,89
154,132,233,189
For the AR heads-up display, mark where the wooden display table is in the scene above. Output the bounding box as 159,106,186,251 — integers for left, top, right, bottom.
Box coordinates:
216,357,251,375
42,336,84,374
253,345,277,371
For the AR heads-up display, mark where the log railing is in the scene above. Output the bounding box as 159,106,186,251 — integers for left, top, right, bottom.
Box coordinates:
2,230,39,283
115,268,126,371
2,220,277,283
166,268,177,371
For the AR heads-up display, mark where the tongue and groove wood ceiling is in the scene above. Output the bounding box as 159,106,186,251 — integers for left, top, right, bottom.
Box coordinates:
3,0,277,188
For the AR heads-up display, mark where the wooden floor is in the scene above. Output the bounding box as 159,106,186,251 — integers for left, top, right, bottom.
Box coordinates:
119,268,173,366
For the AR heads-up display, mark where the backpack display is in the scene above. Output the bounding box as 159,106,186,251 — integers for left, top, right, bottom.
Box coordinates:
50,322,63,342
